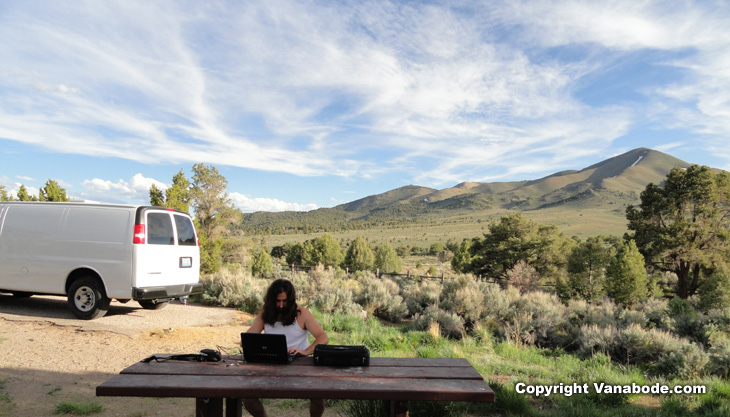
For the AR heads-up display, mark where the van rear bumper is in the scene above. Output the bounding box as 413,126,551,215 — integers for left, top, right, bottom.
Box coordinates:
132,283,204,300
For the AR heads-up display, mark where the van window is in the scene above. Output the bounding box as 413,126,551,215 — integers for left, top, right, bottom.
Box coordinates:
174,214,196,246
147,213,174,245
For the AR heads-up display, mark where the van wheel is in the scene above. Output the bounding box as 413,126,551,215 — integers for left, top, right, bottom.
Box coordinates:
67,278,110,320
138,300,169,310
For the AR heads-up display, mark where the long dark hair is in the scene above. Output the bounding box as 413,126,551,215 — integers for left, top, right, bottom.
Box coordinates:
261,279,299,326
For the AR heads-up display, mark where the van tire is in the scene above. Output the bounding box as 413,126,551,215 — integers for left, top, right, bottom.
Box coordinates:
67,277,110,320
138,300,169,310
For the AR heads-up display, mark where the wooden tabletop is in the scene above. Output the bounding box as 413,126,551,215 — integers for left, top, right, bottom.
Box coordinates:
97,355,495,403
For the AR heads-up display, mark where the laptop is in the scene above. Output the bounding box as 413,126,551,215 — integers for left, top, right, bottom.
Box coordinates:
241,332,295,364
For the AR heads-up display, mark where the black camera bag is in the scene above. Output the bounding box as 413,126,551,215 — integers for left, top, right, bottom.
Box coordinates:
313,344,369,366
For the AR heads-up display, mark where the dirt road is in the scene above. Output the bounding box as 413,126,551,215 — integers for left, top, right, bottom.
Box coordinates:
0,294,334,417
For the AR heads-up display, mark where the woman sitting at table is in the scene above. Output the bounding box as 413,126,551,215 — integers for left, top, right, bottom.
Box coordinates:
243,278,329,417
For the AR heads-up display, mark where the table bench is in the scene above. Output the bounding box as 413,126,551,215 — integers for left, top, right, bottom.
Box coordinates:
96,355,495,417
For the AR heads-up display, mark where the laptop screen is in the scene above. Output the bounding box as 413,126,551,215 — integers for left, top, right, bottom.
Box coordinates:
241,333,294,364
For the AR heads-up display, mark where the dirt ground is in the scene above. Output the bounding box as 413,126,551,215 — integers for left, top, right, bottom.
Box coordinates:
0,295,339,417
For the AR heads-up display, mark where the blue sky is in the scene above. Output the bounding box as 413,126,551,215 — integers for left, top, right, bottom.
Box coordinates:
1,0,729,212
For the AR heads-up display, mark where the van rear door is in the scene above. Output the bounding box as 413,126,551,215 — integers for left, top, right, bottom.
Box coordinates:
132,208,200,293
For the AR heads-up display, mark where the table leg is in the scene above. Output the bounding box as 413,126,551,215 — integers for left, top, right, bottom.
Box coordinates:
196,397,223,417
225,398,242,417
389,400,409,417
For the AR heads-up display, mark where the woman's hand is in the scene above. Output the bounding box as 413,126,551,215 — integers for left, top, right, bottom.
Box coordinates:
288,347,308,356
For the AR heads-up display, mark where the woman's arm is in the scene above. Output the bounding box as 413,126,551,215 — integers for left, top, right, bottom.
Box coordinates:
289,307,329,356
247,314,265,333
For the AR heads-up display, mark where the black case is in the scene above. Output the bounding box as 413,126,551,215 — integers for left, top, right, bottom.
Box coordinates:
313,344,370,366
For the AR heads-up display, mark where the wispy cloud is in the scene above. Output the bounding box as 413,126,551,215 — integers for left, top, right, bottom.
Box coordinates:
1,0,728,191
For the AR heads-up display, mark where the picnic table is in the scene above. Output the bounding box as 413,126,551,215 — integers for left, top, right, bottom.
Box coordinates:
96,354,495,417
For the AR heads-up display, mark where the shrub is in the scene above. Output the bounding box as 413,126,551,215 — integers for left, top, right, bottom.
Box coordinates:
655,343,709,378
616,308,648,328
637,298,671,330
578,323,709,376
197,267,266,314
355,275,408,322
440,275,492,327
401,280,440,316
707,332,730,378
411,306,465,340
312,287,361,316
480,282,512,322
505,260,541,293
699,266,730,312
501,290,568,348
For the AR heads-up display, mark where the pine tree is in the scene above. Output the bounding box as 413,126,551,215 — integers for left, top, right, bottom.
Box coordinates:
565,236,616,301
627,165,730,298
344,236,375,272
17,185,33,201
149,184,165,206
605,240,648,308
190,163,241,274
39,179,70,202
375,242,402,273
165,169,191,213
251,247,274,277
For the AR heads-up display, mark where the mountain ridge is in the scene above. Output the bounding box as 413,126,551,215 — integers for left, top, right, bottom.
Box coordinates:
240,148,696,236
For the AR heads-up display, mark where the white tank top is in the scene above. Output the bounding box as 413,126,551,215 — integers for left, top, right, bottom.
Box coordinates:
264,320,309,351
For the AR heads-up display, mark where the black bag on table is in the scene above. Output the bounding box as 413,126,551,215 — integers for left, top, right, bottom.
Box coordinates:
313,344,370,366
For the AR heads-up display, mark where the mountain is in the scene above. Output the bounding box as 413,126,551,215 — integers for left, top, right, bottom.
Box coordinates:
239,148,694,235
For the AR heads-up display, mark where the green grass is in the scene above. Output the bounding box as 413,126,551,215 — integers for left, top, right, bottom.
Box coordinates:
52,401,103,415
260,206,629,250
315,309,730,417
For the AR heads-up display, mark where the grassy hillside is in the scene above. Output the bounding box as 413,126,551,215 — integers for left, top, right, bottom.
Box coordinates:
241,148,695,246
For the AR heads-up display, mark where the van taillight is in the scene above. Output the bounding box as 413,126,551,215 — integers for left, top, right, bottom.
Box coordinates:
133,224,145,244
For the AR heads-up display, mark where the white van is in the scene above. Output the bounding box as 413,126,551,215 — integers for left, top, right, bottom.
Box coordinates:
0,202,202,319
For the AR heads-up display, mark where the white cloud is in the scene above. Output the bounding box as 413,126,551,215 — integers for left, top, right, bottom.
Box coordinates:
229,192,318,213
0,0,728,187
81,173,166,204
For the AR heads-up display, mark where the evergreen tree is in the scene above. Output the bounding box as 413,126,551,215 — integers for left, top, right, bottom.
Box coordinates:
698,264,730,312
467,213,572,281
605,240,648,308
251,247,274,277
564,236,616,301
301,234,343,268
17,185,33,201
285,243,304,266
450,239,473,273
375,242,402,273
165,169,191,213
149,184,165,206
38,179,70,202
344,236,375,272
190,163,241,274
626,165,730,298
